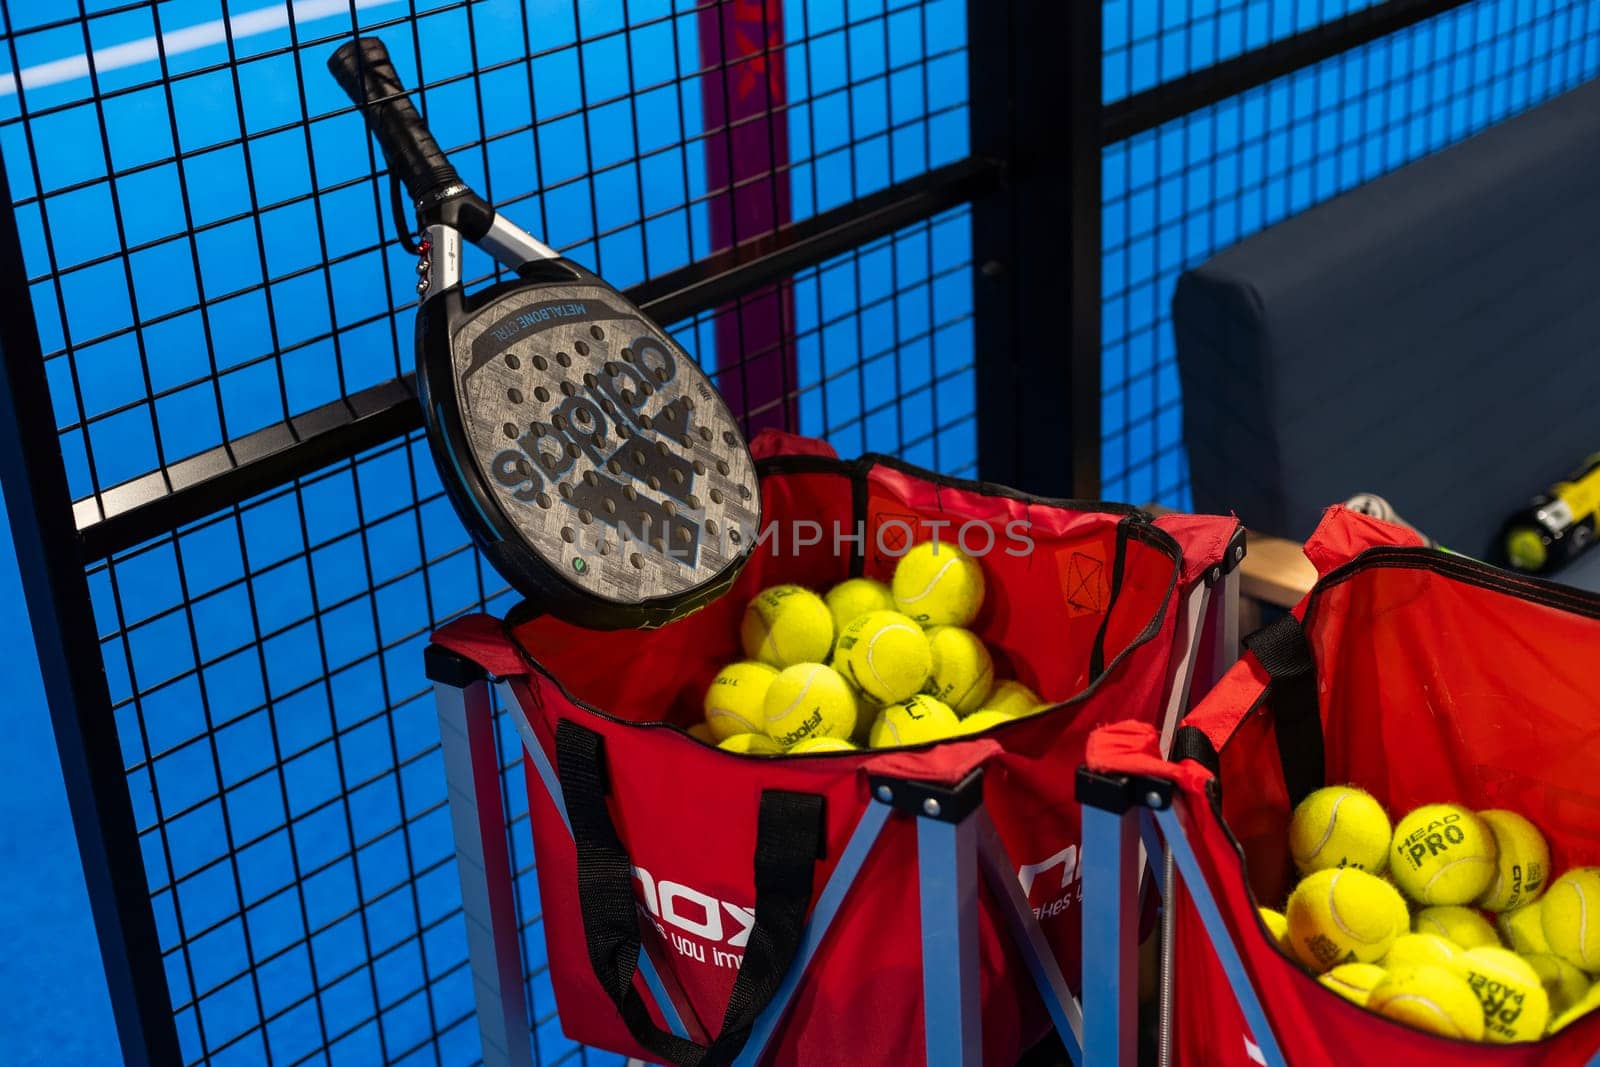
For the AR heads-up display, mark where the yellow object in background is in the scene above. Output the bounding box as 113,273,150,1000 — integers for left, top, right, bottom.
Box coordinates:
1501,452,1600,575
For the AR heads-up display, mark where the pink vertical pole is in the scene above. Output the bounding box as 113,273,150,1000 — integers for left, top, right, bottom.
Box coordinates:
698,0,799,435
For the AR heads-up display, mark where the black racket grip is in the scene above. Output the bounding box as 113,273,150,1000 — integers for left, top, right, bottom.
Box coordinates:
327,38,460,202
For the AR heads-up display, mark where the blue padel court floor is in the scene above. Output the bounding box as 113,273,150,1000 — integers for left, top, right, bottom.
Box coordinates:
2,1,1598,1063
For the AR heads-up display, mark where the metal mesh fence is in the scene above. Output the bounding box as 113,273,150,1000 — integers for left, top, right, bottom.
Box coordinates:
1103,0,1391,102
84,200,969,1062
1100,0,1600,507
7,0,1600,1063
0,0,967,509
2,1,971,1063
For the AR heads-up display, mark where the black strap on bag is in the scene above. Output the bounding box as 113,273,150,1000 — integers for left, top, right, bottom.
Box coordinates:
1088,516,1135,680
1171,723,1221,776
1241,613,1325,808
556,720,826,1066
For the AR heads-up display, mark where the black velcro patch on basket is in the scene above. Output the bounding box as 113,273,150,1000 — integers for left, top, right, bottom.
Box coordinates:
1172,724,1220,775
1242,614,1325,808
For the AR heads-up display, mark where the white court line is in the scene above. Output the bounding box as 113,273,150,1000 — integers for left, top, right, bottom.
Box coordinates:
0,0,402,97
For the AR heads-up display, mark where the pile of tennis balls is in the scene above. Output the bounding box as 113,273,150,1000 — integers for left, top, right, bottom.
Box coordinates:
1257,785,1600,1042
694,541,1050,754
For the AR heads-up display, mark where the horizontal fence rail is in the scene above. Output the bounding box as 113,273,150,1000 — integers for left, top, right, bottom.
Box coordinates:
72,156,1002,562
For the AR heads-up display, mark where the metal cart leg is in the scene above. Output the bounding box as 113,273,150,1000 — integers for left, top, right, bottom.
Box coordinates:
426,646,535,1067
1078,762,1288,1067
976,812,1084,1065
1075,769,1149,1067
917,805,983,1063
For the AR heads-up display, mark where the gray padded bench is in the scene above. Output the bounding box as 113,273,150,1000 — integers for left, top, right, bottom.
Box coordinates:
1173,77,1600,580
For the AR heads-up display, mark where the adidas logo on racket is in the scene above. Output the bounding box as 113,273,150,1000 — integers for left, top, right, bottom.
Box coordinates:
330,38,760,629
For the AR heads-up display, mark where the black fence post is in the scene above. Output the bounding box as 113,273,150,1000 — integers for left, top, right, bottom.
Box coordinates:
0,155,180,1063
971,0,1103,500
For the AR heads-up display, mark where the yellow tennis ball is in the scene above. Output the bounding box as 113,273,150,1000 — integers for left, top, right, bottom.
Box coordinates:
1319,962,1387,1006
1367,965,1485,1040
979,679,1043,719
787,736,858,754
1524,953,1591,1017
740,585,834,667
832,610,932,704
892,540,985,626
923,626,995,714
1258,907,1291,951
761,663,857,747
1456,946,1549,1042
1476,810,1551,912
1549,980,1600,1034
688,723,715,744
1414,905,1501,949
703,661,780,741
1500,903,1550,956
1383,933,1460,970
1289,785,1393,875
823,578,894,632
1541,867,1600,974
1285,867,1409,972
868,694,961,748
717,732,785,755
1390,804,1498,905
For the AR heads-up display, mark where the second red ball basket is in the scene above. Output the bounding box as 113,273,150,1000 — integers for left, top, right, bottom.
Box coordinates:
1082,506,1600,1066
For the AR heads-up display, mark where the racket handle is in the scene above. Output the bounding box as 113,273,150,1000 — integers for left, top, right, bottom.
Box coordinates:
327,38,461,204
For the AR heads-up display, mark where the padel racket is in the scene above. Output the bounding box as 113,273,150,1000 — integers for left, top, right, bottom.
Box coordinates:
328,38,760,629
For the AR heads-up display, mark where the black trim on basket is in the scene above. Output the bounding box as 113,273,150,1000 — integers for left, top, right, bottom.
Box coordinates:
850,450,1156,519
1240,614,1324,809
555,720,826,1065
1316,545,1600,619
850,468,870,578
1088,514,1136,680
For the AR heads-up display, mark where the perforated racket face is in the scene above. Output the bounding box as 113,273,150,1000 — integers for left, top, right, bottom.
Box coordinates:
448,281,761,606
